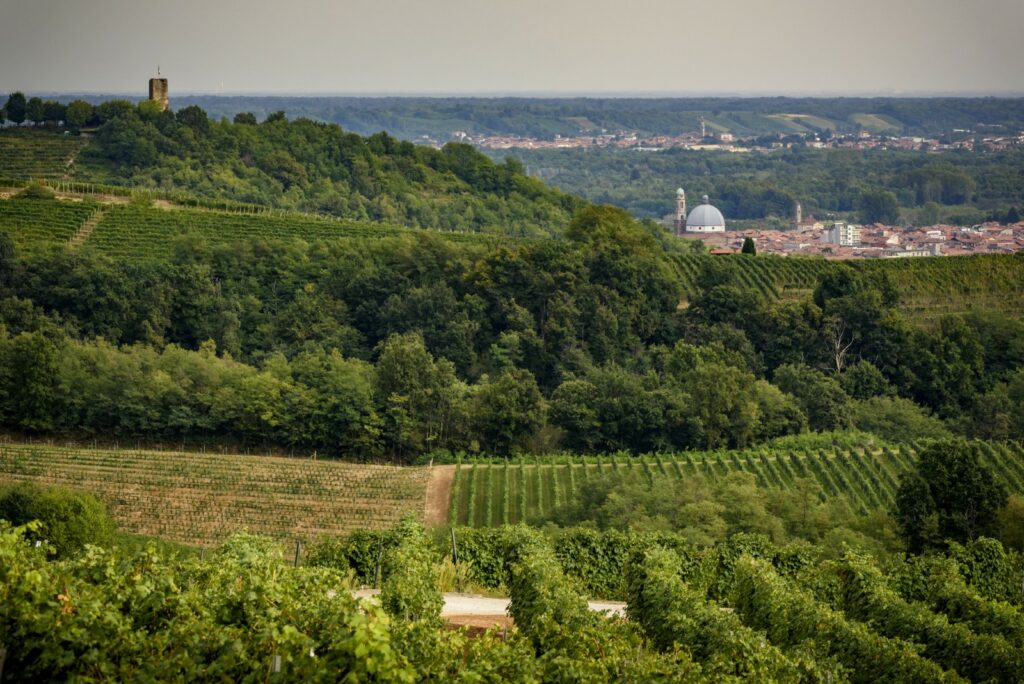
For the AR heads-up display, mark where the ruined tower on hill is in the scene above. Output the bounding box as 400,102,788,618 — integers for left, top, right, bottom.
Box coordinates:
148,69,169,111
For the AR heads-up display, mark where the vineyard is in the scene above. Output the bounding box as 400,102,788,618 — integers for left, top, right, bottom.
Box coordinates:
0,130,86,179
0,197,99,253
0,442,429,547
448,441,1024,526
79,203,502,259
668,252,835,300
669,252,1024,319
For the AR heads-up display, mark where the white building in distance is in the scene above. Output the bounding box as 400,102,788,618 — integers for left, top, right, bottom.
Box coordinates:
823,222,862,247
674,191,726,235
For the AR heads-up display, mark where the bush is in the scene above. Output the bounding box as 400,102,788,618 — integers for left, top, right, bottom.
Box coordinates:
0,482,114,556
15,182,55,200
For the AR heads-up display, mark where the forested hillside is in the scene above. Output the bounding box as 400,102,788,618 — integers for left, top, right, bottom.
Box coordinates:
1,105,582,237
2,196,1023,460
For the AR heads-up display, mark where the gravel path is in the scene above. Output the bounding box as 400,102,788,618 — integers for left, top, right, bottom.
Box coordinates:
353,589,625,617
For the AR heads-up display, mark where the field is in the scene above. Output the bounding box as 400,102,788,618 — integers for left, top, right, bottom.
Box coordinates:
0,442,429,547
849,112,903,134
448,441,1024,526
0,130,87,179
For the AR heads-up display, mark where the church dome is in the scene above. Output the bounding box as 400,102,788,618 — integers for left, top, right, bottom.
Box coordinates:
676,188,686,197
686,195,725,229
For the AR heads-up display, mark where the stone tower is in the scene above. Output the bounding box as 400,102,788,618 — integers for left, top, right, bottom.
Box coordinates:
673,188,687,235
148,71,169,112
794,202,802,229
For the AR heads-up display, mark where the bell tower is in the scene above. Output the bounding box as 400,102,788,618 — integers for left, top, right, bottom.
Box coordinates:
148,67,169,112
673,188,687,235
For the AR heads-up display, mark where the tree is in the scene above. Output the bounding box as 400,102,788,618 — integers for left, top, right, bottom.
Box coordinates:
472,368,544,454
1006,206,1020,225
233,112,257,125
65,100,92,131
772,363,852,432
840,360,895,400
856,187,900,224
42,100,66,125
895,439,1008,552
5,92,27,124
175,105,210,133
741,237,757,255
25,97,44,124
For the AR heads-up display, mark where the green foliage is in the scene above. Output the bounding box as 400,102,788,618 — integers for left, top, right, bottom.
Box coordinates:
4,92,26,124
380,518,443,624
15,182,55,200
773,364,852,432
60,104,582,236
0,482,114,557
732,556,955,683
851,396,951,443
831,551,1024,682
0,524,417,682
895,440,1009,551
856,187,900,224
472,368,544,455
627,547,822,680
741,236,757,255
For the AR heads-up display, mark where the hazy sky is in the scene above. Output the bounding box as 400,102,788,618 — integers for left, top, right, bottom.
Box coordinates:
2,0,1022,95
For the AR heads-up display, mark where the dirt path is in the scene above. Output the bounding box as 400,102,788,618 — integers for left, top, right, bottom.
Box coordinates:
69,206,108,247
424,464,457,526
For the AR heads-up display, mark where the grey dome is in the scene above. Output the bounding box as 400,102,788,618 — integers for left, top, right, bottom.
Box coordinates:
686,196,725,228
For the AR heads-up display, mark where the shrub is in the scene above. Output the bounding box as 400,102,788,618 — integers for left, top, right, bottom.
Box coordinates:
0,482,114,557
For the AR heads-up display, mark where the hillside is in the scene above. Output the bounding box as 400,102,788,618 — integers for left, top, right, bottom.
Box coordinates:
1,116,583,239
0,442,428,547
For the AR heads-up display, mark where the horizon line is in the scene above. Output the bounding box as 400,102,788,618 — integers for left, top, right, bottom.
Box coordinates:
7,89,1024,100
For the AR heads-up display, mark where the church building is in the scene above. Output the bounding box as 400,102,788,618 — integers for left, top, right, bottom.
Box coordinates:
673,188,726,235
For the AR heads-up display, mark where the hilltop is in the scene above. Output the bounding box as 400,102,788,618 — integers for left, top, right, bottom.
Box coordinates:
0,106,583,238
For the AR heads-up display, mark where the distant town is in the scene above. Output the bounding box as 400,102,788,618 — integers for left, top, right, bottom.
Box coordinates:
438,125,1024,155
674,215,1024,259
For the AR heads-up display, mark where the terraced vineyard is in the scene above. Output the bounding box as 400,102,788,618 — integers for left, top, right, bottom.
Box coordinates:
0,130,86,179
448,441,1024,526
0,197,98,253
0,442,430,547
83,204,501,259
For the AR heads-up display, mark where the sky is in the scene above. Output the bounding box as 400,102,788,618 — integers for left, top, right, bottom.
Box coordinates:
1,0,1022,96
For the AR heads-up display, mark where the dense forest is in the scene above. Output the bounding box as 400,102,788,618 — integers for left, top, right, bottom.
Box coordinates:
2,200,1022,460
490,146,1024,225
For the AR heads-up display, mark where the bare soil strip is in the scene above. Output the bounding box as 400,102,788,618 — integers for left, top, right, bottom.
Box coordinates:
424,464,457,526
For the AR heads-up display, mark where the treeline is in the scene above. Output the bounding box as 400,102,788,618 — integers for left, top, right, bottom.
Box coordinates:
33,98,580,236
501,146,1024,224
2,207,1023,458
